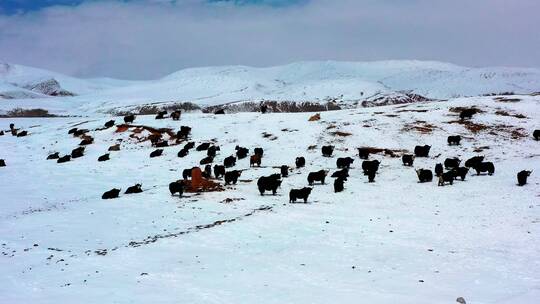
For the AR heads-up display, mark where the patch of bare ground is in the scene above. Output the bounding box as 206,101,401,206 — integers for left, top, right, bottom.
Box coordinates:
262,132,278,140
357,146,408,158
115,124,182,145
307,145,317,150
401,121,438,134
447,120,527,139
384,114,399,117
448,106,485,114
111,102,201,116
220,198,245,204
473,146,490,153
494,97,521,103
494,110,527,119
396,109,429,113
0,108,60,118
330,131,353,137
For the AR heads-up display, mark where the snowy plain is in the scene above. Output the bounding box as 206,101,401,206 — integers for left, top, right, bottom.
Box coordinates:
1,89,539,303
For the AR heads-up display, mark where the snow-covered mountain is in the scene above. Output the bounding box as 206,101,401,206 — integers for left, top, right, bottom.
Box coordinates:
1,60,540,114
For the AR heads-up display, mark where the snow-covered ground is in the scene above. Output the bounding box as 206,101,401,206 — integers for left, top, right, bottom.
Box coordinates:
1,94,539,303
2,60,540,116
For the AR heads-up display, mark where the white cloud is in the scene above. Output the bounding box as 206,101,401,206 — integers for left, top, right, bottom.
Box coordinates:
0,0,538,79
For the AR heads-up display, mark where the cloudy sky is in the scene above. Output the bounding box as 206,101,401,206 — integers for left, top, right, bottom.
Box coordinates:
0,0,538,79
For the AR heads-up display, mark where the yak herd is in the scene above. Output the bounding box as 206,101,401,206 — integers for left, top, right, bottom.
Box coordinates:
0,107,538,204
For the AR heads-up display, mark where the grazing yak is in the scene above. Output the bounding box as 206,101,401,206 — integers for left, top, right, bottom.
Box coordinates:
71,147,85,158
444,157,461,170
184,142,195,150
73,129,88,137
155,140,169,148
438,172,454,186
261,104,268,114
170,110,181,121
434,163,444,177
465,156,484,168
451,167,469,181
534,129,540,141
281,165,289,177
362,160,380,175
108,144,121,151
235,146,249,159
203,165,212,178
214,165,226,179
155,111,167,119
68,127,78,135
0,159,5,167
517,170,532,186
250,154,262,167
295,157,306,168
447,135,462,145
214,109,225,115
331,168,349,179
47,152,60,160
169,181,184,197
104,120,115,128
336,157,354,169
79,136,94,146
17,130,28,137
358,148,370,160
177,126,191,140
402,154,414,166
224,155,236,168
321,145,334,157
472,162,495,175
334,176,347,192
207,146,220,157
196,142,211,151
125,184,143,194
308,170,328,185
459,108,477,120
254,147,264,157
257,175,282,195
289,187,313,203
98,154,110,162
123,114,135,124
102,188,121,200
150,149,163,158
199,155,214,165
414,145,431,157
225,170,242,185
0,131,3,136
366,170,376,183
177,148,189,158
183,167,197,180
57,155,71,163
416,169,433,183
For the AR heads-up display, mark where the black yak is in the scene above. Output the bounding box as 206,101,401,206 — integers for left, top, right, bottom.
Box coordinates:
57,155,71,163
517,170,532,186
472,162,495,175
125,184,143,194
150,149,163,158
289,187,313,203
307,170,327,185
17,130,28,137
98,153,110,162
202,165,212,178
123,114,135,124
235,146,249,159
102,188,121,199
155,110,167,119
47,152,60,160
459,108,477,120
207,146,220,157
71,147,85,158
254,147,264,157
171,110,181,121
334,176,347,192
358,148,370,160
108,144,121,151
331,168,349,179
402,154,414,166
73,129,88,137
225,170,242,185
281,165,289,177
261,104,268,114
224,155,236,168
182,167,197,180
169,181,184,197
200,156,214,165
295,157,306,168
214,165,226,179
0,159,5,167
79,137,94,146
414,145,431,157
533,130,540,141
104,120,115,128
438,172,454,186
155,140,169,148
321,145,334,157
196,142,211,151
68,127,78,135
336,157,354,169
362,160,380,175
435,163,444,177
451,167,469,181
250,154,262,167
416,169,433,183
447,135,462,145
214,109,225,115
366,170,376,183
177,126,191,140
444,157,461,170
177,149,189,158
465,156,484,168
183,141,195,150
257,175,282,195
